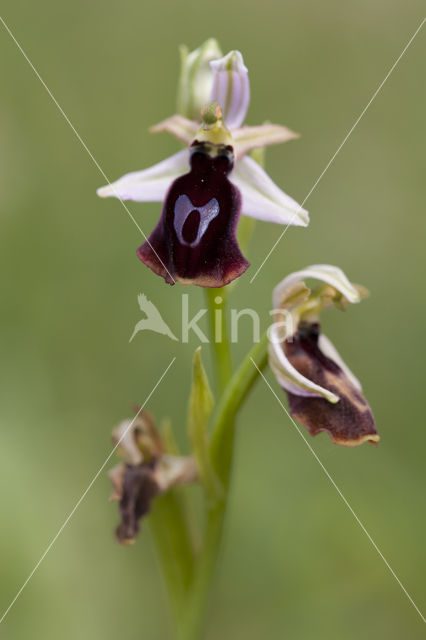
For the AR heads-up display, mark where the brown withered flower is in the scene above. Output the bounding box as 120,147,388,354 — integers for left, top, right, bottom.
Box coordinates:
269,265,379,447
109,411,198,544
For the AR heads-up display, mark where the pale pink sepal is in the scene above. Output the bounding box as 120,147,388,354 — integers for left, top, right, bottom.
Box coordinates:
233,124,299,158
150,115,199,146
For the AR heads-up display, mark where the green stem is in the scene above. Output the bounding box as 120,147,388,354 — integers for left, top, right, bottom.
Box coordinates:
149,489,195,627
204,287,233,394
210,333,269,479
178,333,269,640
236,214,256,256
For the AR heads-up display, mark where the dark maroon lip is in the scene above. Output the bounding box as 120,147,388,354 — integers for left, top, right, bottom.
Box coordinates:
137,145,249,287
283,321,378,446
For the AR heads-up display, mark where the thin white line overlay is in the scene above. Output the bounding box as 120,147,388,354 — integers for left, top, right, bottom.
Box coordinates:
251,359,426,624
0,357,176,625
0,15,176,284
249,17,426,283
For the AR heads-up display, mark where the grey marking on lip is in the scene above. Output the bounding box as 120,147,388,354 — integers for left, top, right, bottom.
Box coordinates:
173,194,220,247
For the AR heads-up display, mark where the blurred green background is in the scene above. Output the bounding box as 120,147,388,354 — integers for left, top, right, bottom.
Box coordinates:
0,1,425,638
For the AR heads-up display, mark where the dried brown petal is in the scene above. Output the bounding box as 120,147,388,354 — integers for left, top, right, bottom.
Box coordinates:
134,411,164,459
115,463,159,545
108,463,126,501
154,455,198,492
112,410,163,465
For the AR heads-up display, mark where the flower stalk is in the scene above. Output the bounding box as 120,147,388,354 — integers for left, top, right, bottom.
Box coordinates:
177,332,269,640
205,287,233,394
149,490,195,624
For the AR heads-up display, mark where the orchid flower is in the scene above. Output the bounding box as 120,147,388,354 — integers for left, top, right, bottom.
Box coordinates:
97,41,309,287
109,411,198,544
269,265,379,446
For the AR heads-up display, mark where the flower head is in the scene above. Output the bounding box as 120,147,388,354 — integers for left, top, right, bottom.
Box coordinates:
109,411,197,544
97,41,308,287
269,265,379,446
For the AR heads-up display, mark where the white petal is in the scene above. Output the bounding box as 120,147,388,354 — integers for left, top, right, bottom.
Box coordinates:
231,155,309,226
210,51,250,130
150,115,199,145
268,325,339,403
96,150,189,202
318,333,362,391
273,265,361,309
233,123,299,158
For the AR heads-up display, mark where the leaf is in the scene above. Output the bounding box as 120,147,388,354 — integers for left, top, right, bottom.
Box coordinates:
188,347,223,501
160,418,180,455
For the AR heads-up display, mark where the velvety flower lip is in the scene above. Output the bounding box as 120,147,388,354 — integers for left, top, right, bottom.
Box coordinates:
109,411,198,544
284,321,378,446
97,44,308,287
269,265,379,447
137,137,249,287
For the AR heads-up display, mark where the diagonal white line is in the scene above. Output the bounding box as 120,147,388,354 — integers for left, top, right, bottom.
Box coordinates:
250,17,426,284
0,15,176,284
251,358,426,624
0,357,176,626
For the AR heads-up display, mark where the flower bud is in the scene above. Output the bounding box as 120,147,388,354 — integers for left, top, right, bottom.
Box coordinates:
177,39,223,120
210,50,250,129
